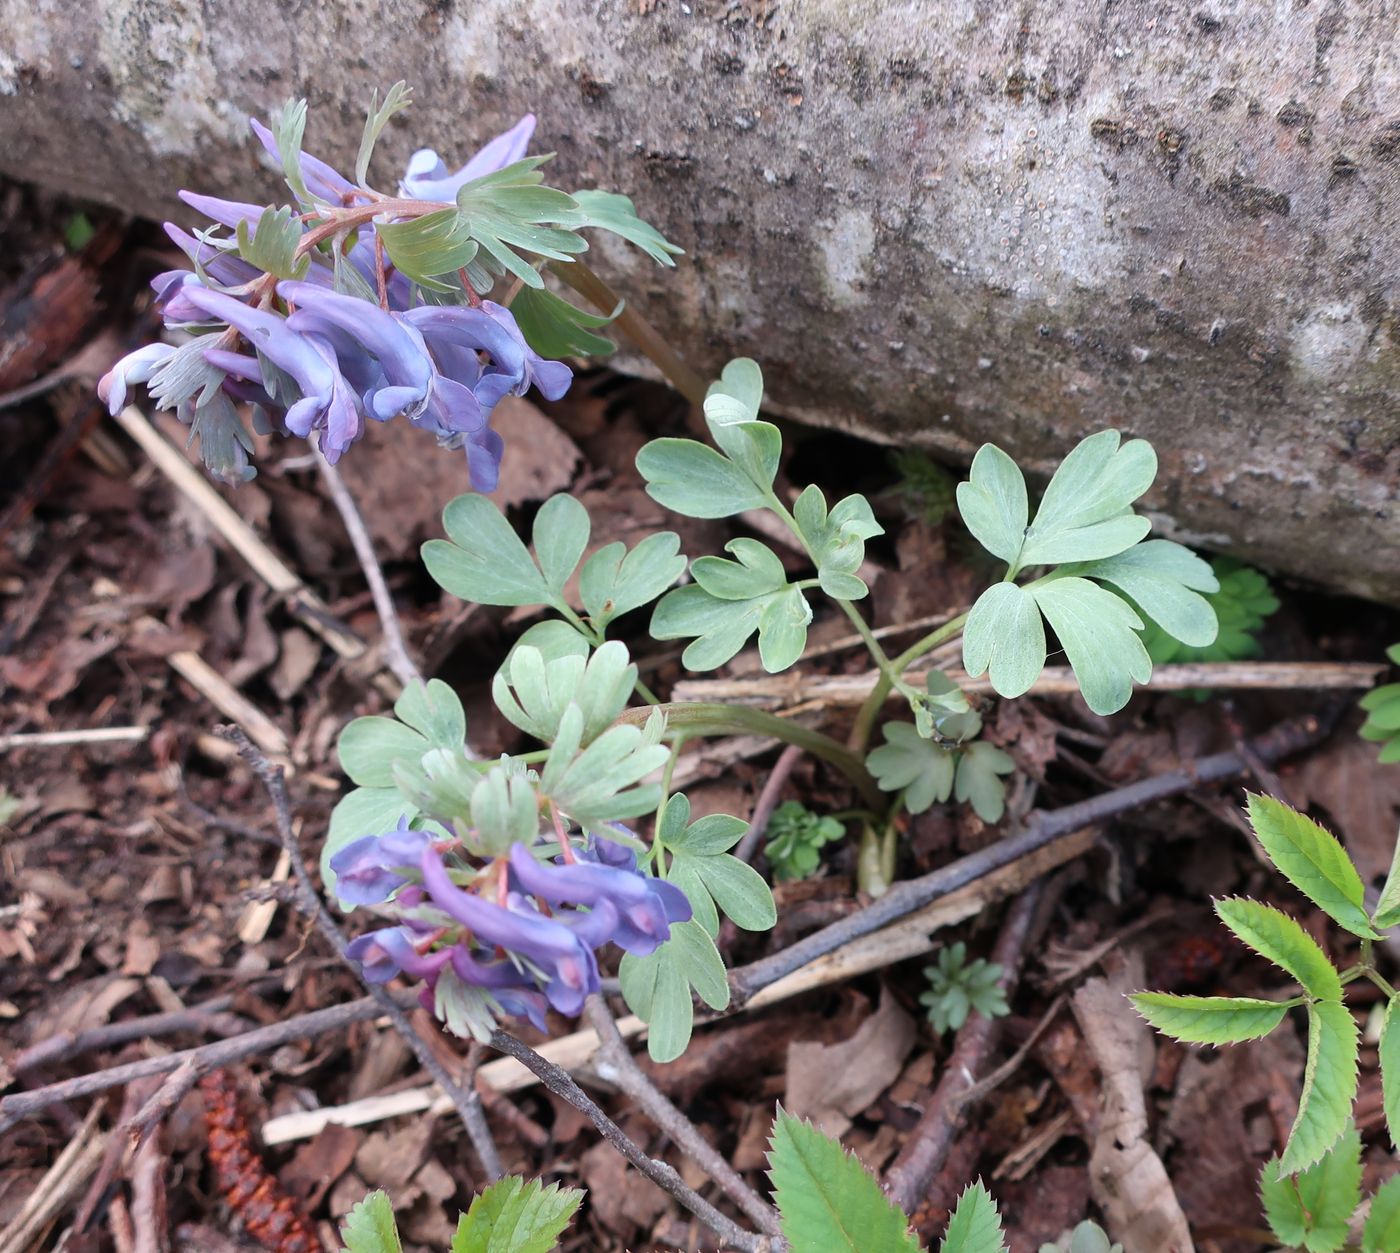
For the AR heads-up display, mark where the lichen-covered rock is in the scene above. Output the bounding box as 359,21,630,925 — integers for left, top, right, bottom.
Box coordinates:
2,1,1397,600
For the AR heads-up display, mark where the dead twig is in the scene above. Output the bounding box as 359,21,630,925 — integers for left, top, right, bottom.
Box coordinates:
15,997,254,1072
733,744,804,866
584,996,783,1238
883,883,1046,1212
0,726,148,750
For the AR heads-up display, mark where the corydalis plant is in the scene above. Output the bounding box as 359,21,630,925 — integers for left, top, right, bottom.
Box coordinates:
98,84,679,486
1132,794,1400,1179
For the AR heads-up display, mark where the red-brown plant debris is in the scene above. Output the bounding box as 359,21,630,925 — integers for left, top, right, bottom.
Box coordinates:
200,1070,321,1253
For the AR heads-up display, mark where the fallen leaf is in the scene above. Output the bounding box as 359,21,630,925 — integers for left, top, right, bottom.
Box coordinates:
1293,736,1400,886
278,1123,361,1212
489,396,584,509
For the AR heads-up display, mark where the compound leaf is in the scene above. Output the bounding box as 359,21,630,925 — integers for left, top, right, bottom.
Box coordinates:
636,437,768,518
451,1175,584,1253
579,532,686,631
1214,898,1343,1002
618,919,728,1062
532,494,590,596
1032,576,1150,716
1278,1001,1359,1177
571,188,683,266
1380,1000,1400,1151
867,722,955,814
512,284,617,358
954,742,1015,824
425,494,551,607
394,678,467,751
339,1188,403,1253
962,582,1046,699
956,444,1028,567
338,716,430,789
767,1110,921,1253
1068,539,1219,648
1246,793,1378,939
455,157,588,288
1261,1122,1361,1252
1129,992,1290,1045
1364,1175,1400,1253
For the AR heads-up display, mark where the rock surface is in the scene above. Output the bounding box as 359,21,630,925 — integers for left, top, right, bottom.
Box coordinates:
2,1,1397,599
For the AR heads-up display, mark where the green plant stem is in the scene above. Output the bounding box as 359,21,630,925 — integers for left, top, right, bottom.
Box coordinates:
848,612,970,754
553,601,661,705
650,737,683,868
549,261,708,406
616,702,885,811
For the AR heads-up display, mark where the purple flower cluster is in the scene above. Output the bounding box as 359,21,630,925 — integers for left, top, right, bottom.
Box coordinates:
98,111,571,489
333,822,690,1035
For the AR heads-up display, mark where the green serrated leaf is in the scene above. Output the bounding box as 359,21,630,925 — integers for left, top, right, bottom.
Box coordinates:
571,188,683,266
636,437,769,518
579,532,686,632
512,284,618,358
867,722,956,814
1381,1001,1400,1151
356,81,412,187
1019,430,1156,566
941,1180,1009,1253
1261,1122,1361,1252
962,582,1047,699
451,1175,584,1253
1245,793,1379,939
1214,898,1343,1001
767,1110,921,1253
1130,991,1291,1044
1278,1001,1359,1177
1032,576,1150,715
339,1188,403,1253
1364,1174,1400,1253
425,494,552,608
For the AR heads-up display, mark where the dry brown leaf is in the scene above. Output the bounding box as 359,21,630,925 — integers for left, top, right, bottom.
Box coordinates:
489,396,584,509
21,973,142,1045
1072,959,1194,1253
278,1123,361,1212
580,1119,670,1240
269,628,320,702
785,987,917,1138
1293,737,1400,885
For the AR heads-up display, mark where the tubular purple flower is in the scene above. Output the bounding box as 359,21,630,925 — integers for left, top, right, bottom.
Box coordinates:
163,223,263,288
249,117,361,206
506,844,691,957
448,947,552,1031
346,926,453,984
329,820,434,906
465,426,506,494
400,114,537,202
477,302,572,404
419,847,600,1014
98,344,176,415
279,280,434,421
402,302,571,406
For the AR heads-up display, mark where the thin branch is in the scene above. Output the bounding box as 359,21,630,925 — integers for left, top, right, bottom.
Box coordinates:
584,996,782,1237
733,745,804,866
220,727,502,1180
0,726,149,751
882,883,1046,1213
487,1029,771,1253
15,997,255,1072
728,714,1328,1005
315,451,422,693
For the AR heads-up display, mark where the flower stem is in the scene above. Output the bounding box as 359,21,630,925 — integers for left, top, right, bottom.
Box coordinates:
847,612,969,755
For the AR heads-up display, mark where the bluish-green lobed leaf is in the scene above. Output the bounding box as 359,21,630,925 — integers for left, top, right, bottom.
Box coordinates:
571,188,683,266
454,157,588,289
355,81,412,187
235,206,310,280
691,538,787,600
956,444,1029,567
1129,992,1290,1045
511,284,617,358
704,356,764,423
660,794,775,935
867,722,956,814
378,210,479,291
618,919,728,1062
450,1176,584,1253
532,494,590,595
338,716,430,788
1380,1000,1400,1151
1278,1001,1359,1177
579,532,686,631
954,742,1015,823
758,586,814,672
650,579,811,674
635,437,769,517
425,494,552,607
701,361,781,494
1364,1174,1400,1253
339,1189,403,1253
962,582,1046,699
1245,793,1379,939
941,1180,1009,1253
767,1110,921,1253
1261,1123,1361,1252
1019,430,1157,566
1031,576,1150,715
323,788,418,896
272,97,312,204
1214,897,1343,1001
793,485,884,600
395,678,467,750
1066,539,1219,649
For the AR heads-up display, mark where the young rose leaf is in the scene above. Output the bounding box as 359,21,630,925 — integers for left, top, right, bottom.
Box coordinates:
394,678,467,751
1245,793,1379,939
1018,430,1156,567
618,919,728,1062
511,284,617,358
1214,898,1344,1002
1373,835,1400,930
339,1188,403,1253
1130,992,1291,1045
866,723,956,814
451,1175,584,1253
954,742,1015,823
531,494,591,595
658,794,775,935
1278,1001,1359,1177
1031,576,1151,716
766,1110,921,1253
941,1180,1009,1253
1260,1122,1361,1252
1364,1174,1400,1253
424,494,552,607
1381,1000,1400,1151
636,437,770,517
962,582,1047,699
571,189,683,266
579,532,686,632
1065,539,1220,649
956,444,1029,567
